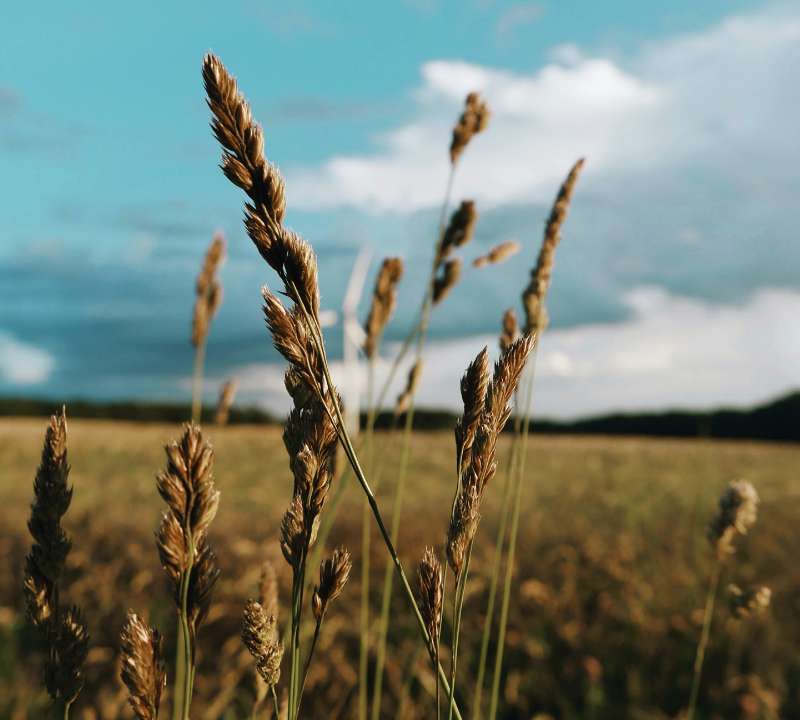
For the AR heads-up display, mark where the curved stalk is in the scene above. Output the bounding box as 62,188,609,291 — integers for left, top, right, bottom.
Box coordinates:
687,558,723,720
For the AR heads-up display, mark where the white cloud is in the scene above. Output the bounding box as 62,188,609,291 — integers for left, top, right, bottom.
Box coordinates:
218,287,800,420
285,3,799,213
0,331,54,385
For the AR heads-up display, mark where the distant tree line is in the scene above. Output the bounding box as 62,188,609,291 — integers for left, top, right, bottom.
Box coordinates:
1,391,797,442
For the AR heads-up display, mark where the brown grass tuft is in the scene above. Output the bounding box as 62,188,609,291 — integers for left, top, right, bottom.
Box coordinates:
499,308,519,354
707,480,759,557
433,258,462,305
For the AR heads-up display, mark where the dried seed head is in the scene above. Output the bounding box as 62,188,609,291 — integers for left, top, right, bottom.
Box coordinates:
446,484,480,577
312,546,352,622
454,347,490,475
120,612,166,720
395,360,424,415
473,240,521,269
242,600,284,686
192,233,226,347
417,547,443,647
521,158,585,334
433,258,462,306
728,584,772,619
450,93,490,164
439,201,478,263
214,378,238,425
363,257,405,359
205,54,334,427
25,410,72,598
280,495,307,570
185,540,220,635
155,424,220,579
708,480,759,556
45,606,89,706
499,308,519,354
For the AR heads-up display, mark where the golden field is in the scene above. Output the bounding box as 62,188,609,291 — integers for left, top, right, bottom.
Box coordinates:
2,417,799,719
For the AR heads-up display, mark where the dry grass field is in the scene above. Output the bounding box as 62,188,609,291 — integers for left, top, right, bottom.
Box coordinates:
2,417,799,719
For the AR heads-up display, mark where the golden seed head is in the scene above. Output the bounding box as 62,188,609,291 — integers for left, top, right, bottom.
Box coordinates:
214,378,239,425
313,546,352,622
364,257,405,359
708,480,759,556
432,257,462,306
521,158,585,334
450,93,490,164
439,200,478,263
417,547,443,647
242,600,284,686
499,308,519,354
192,233,226,347
120,611,166,720
395,360,425,415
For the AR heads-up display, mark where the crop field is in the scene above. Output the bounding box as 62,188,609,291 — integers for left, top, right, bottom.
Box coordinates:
2,417,798,719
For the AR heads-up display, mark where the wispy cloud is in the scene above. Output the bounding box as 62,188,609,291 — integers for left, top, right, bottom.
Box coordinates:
495,2,543,41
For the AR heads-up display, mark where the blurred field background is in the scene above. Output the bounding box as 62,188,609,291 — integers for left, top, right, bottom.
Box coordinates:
2,417,798,719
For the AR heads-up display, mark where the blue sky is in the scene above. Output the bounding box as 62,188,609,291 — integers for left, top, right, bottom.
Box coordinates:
1,1,799,417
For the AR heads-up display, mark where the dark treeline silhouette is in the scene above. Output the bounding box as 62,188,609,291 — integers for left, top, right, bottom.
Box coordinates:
1,391,798,441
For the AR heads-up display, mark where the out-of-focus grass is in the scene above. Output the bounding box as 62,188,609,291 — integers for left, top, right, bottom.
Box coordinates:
1,418,798,719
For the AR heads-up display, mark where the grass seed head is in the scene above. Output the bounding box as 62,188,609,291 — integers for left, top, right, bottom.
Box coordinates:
450,93,490,164
120,611,166,720
473,240,521,268
312,546,352,622
521,158,585,333
242,600,284,686
364,257,404,359
417,547,443,648
499,308,519,353
708,480,759,556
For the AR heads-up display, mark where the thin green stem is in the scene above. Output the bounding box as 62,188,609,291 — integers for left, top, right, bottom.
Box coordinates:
360,363,376,720
173,533,196,720
271,684,280,719
472,406,522,718
297,616,323,718
687,557,722,720
488,361,536,720
289,281,465,719
190,340,206,424
447,543,472,720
